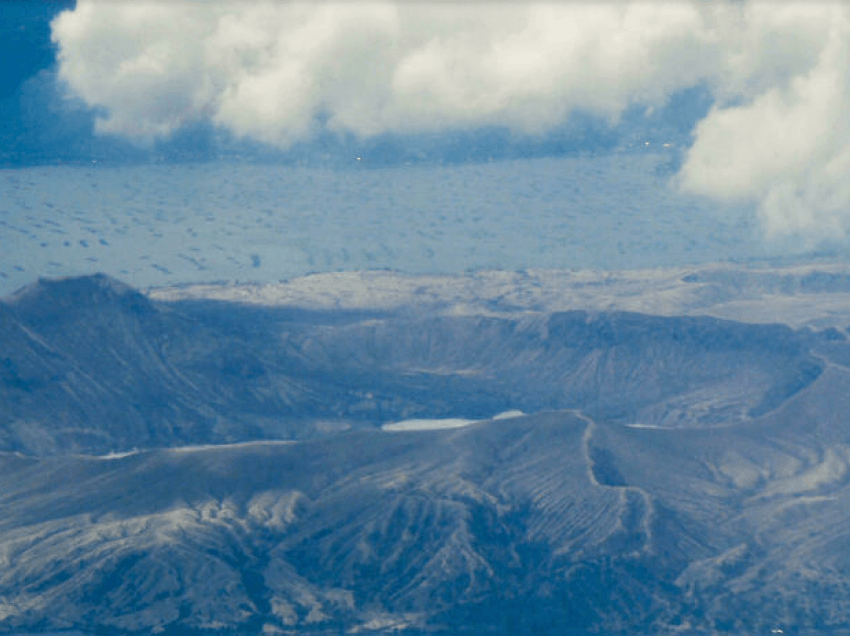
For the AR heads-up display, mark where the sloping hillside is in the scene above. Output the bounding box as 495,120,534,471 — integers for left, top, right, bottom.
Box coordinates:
5,403,850,634
0,274,828,455
2,271,850,635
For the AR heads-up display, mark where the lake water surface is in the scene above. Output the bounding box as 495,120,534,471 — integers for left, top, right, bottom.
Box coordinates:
1,152,769,296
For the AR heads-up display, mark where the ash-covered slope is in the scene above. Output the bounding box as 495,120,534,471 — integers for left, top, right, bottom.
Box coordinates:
1,274,242,454
5,403,850,635
296,309,824,426
0,274,831,455
3,272,850,635
0,274,400,454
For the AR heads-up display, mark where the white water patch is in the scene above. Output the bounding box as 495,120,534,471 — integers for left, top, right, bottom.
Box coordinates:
89,449,141,460
75,440,296,460
382,410,524,432
382,418,477,432
166,440,295,454
492,409,525,420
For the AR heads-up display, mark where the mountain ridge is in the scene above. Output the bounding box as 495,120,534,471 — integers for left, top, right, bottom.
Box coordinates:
5,407,850,634
2,271,850,635
0,273,832,456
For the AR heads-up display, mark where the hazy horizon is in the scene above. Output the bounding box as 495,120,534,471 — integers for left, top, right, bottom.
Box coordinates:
6,5,850,634
4,2,850,291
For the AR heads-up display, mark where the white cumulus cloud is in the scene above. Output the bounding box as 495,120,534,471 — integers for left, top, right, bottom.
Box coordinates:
51,1,850,241
677,3,850,242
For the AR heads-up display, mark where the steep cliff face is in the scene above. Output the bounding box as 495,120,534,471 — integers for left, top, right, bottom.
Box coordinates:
1,276,222,454
0,275,826,455
297,310,822,427
2,273,849,635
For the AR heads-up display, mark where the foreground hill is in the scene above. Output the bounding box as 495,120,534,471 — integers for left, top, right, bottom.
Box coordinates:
5,402,850,634
0,273,833,455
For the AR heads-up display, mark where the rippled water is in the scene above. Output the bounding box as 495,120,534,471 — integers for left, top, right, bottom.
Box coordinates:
0,152,766,295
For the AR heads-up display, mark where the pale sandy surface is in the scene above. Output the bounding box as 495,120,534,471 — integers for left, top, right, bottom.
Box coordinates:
150,262,850,330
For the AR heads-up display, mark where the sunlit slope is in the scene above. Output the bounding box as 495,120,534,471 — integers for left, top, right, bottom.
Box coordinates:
3,272,850,634
0,274,831,455
6,406,850,633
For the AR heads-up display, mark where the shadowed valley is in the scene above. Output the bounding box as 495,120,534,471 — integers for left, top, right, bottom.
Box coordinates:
1,271,849,635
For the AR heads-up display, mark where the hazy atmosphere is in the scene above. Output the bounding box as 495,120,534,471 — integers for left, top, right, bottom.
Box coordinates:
3,1,850,294
6,3,850,636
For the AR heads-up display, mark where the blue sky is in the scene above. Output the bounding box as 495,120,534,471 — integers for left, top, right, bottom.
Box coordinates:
3,2,850,242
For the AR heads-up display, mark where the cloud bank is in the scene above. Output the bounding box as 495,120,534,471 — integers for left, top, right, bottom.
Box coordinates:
51,1,850,240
